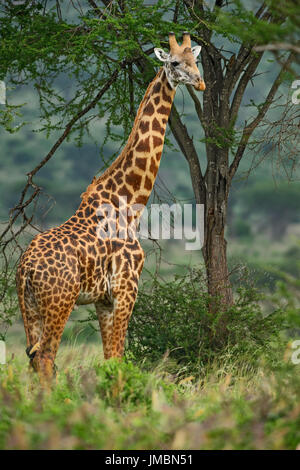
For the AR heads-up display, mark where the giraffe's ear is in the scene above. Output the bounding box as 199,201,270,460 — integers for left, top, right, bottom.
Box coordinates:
154,48,170,62
191,46,202,59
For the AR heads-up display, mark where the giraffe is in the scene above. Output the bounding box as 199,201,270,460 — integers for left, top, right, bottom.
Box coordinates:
16,32,205,383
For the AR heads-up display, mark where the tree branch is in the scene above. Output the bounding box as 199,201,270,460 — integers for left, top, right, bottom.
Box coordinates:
169,104,205,204
229,52,295,181
229,52,264,122
224,5,270,96
186,84,206,128
255,43,300,54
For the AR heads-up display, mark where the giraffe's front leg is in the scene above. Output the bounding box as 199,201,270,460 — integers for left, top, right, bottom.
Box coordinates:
109,278,139,359
95,302,114,359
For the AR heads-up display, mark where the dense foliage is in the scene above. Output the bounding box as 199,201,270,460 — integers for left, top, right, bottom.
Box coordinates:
127,269,287,375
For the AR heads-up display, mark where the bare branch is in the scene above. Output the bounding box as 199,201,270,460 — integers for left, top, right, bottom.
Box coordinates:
229,52,295,181
229,52,264,122
169,104,205,205
186,84,205,128
255,43,300,54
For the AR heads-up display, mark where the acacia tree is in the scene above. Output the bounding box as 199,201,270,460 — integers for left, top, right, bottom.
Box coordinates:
0,0,298,313
170,1,297,306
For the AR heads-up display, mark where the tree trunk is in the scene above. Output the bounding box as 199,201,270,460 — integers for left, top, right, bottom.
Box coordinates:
202,212,233,308
202,144,233,309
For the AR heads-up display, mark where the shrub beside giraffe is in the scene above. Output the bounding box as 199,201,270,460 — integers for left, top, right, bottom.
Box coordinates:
16,32,205,383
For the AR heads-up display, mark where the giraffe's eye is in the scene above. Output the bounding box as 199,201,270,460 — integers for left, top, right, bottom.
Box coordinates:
172,61,180,67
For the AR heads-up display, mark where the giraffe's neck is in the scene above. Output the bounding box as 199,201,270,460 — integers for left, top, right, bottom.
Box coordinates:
81,68,176,215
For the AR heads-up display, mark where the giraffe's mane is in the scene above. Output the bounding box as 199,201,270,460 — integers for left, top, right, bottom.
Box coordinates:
81,68,164,201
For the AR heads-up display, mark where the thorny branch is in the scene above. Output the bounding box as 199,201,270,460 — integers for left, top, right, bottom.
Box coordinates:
243,101,300,182
229,52,295,181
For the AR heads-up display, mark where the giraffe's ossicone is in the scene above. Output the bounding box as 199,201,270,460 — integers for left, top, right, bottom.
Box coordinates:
16,32,205,384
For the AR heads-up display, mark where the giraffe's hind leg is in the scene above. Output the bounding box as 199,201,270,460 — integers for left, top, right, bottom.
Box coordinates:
16,271,42,367
21,300,43,370
31,301,76,387
20,298,68,380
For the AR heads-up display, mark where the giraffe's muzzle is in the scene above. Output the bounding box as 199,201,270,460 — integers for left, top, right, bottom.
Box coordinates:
194,79,206,91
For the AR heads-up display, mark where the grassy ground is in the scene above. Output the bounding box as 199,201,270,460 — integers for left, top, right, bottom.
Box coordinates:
0,343,299,450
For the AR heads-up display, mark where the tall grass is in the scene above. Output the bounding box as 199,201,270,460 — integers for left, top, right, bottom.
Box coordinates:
0,343,299,450
1,268,299,450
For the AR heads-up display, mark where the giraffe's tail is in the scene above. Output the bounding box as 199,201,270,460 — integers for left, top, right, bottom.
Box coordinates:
26,342,40,359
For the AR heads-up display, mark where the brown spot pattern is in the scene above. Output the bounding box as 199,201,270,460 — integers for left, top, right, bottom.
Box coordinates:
144,176,153,190
157,105,170,115
162,87,172,103
153,136,163,148
135,136,150,153
136,157,147,171
125,171,142,191
152,118,164,135
144,102,155,116
139,121,149,134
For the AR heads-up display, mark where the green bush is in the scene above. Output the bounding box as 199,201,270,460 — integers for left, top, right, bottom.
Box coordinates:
127,269,286,377
94,358,175,409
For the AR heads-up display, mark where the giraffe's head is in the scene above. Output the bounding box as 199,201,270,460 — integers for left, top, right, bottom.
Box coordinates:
154,32,205,91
